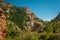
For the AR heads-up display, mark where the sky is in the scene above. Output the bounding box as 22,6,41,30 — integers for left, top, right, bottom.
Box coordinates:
3,0,60,21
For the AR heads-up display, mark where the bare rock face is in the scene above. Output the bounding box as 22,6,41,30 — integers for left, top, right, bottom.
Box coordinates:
0,8,6,40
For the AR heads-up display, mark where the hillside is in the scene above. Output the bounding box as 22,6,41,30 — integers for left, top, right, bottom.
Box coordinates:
0,0,60,40
52,13,60,22
0,0,44,40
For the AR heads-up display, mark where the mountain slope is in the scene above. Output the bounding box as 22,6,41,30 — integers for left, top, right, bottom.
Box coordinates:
51,12,60,22
54,13,60,21
0,0,60,40
0,1,44,39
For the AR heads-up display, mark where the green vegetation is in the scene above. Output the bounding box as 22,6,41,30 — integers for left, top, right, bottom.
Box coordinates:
4,7,26,29
4,10,60,40
1,1,60,40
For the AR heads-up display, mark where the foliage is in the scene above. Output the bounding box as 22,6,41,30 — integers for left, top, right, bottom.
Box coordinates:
2,1,60,40
4,7,26,29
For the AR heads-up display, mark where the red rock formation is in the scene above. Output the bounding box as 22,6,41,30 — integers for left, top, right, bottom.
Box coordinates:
0,8,6,40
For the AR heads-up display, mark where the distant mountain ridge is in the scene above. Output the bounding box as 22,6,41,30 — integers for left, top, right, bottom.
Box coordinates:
54,13,60,21
51,13,60,22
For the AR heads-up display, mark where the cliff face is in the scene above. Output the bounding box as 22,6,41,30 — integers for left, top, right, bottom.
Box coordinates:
0,8,6,40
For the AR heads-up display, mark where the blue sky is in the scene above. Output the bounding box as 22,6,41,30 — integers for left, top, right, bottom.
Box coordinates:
3,0,60,21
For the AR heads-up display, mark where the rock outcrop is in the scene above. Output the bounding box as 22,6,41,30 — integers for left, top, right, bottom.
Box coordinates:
22,7,44,32
0,8,6,40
